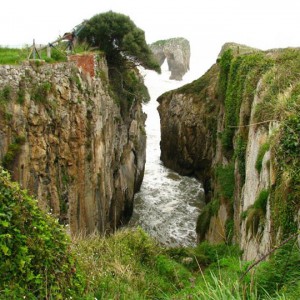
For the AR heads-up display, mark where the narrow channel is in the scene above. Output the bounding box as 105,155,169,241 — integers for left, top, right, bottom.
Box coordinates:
129,67,204,247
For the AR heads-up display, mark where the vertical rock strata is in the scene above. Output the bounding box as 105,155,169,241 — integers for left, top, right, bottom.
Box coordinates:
0,55,146,235
158,45,300,260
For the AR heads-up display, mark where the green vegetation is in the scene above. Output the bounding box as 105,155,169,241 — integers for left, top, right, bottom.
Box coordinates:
271,113,300,237
255,240,300,299
1,168,299,299
196,199,220,241
214,47,300,247
0,47,28,65
0,168,83,299
255,141,270,173
235,135,247,183
255,49,300,123
31,81,52,103
177,64,219,98
78,11,160,73
77,11,155,116
245,189,269,237
74,229,299,299
2,136,26,170
218,50,273,151
0,85,13,103
215,163,235,200
0,46,67,65
218,48,233,100
197,164,235,241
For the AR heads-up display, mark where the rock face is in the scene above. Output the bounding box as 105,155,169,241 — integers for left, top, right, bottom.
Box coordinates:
150,38,190,80
0,54,146,235
158,65,220,197
158,44,300,260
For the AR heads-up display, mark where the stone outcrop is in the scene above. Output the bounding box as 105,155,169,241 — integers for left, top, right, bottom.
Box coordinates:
158,44,300,260
150,38,190,80
157,65,220,197
0,54,146,235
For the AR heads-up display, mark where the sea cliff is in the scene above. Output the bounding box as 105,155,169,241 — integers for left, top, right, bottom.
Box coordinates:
0,54,146,235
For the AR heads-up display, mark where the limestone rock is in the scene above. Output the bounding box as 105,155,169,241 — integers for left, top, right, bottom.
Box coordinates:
0,55,146,236
158,64,220,197
158,44,300,260
150,37,190,80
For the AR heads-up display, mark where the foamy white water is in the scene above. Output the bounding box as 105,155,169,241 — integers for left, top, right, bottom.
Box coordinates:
129,65,204,247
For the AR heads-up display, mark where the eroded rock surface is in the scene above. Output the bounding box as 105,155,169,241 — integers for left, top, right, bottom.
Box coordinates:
0,54,146,235
150,38,190,80
158,44,300,260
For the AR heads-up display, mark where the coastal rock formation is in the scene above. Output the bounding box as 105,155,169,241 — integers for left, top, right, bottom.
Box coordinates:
158,44,300,260
157,65,220,197
150,38,190,80
0,54,146,235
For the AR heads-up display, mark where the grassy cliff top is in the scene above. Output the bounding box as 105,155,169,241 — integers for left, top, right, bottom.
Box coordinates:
218,42,261,57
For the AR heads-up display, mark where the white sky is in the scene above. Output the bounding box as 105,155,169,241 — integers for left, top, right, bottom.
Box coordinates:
1,0,300,79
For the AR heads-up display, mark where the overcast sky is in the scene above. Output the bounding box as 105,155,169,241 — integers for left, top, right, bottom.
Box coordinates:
1,0,300,79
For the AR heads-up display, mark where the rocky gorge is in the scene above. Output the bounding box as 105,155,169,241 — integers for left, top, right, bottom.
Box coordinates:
0,54,146,235
158,43,300,260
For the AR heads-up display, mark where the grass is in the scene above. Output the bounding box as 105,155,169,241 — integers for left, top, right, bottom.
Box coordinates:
244,189,269,237
1,173,298,300
256,141,270,174
72,230,299,299
0,44,78,65
2,135,26,170
0,47,28,64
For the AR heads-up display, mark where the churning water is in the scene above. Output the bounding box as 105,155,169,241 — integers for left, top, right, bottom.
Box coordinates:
129,66,204,247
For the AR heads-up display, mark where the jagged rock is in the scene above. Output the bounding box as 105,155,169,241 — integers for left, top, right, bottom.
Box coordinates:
150,37,190,80
0,54,146,235
157,64,220,197
158,43,300,260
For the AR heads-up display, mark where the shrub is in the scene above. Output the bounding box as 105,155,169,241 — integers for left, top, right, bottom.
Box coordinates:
1,86,12,102
2,136,26,170
0,168,84,299
255,240,300,297
215,163,235,200
78,11,160,73
220,52,272,151
32,81,52,103
245,189,269,237
235,136,247,183
155,255,191,287
255,141,270,174
196,206,213,242
194,242,241,266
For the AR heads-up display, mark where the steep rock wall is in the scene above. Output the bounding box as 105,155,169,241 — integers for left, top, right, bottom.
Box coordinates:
158,46,300,260
0,54,146,235
157,65,220,197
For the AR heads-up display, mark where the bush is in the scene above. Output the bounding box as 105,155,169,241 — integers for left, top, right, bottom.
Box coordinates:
215,163,235,200
0,168,84,299
194,242,241,266
78,11,160,73
0,86,12,102
2,136,26,170
219,52,272,151
32,81,52,103
255,141,270,174
255,240,300,298
245,189,269,237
